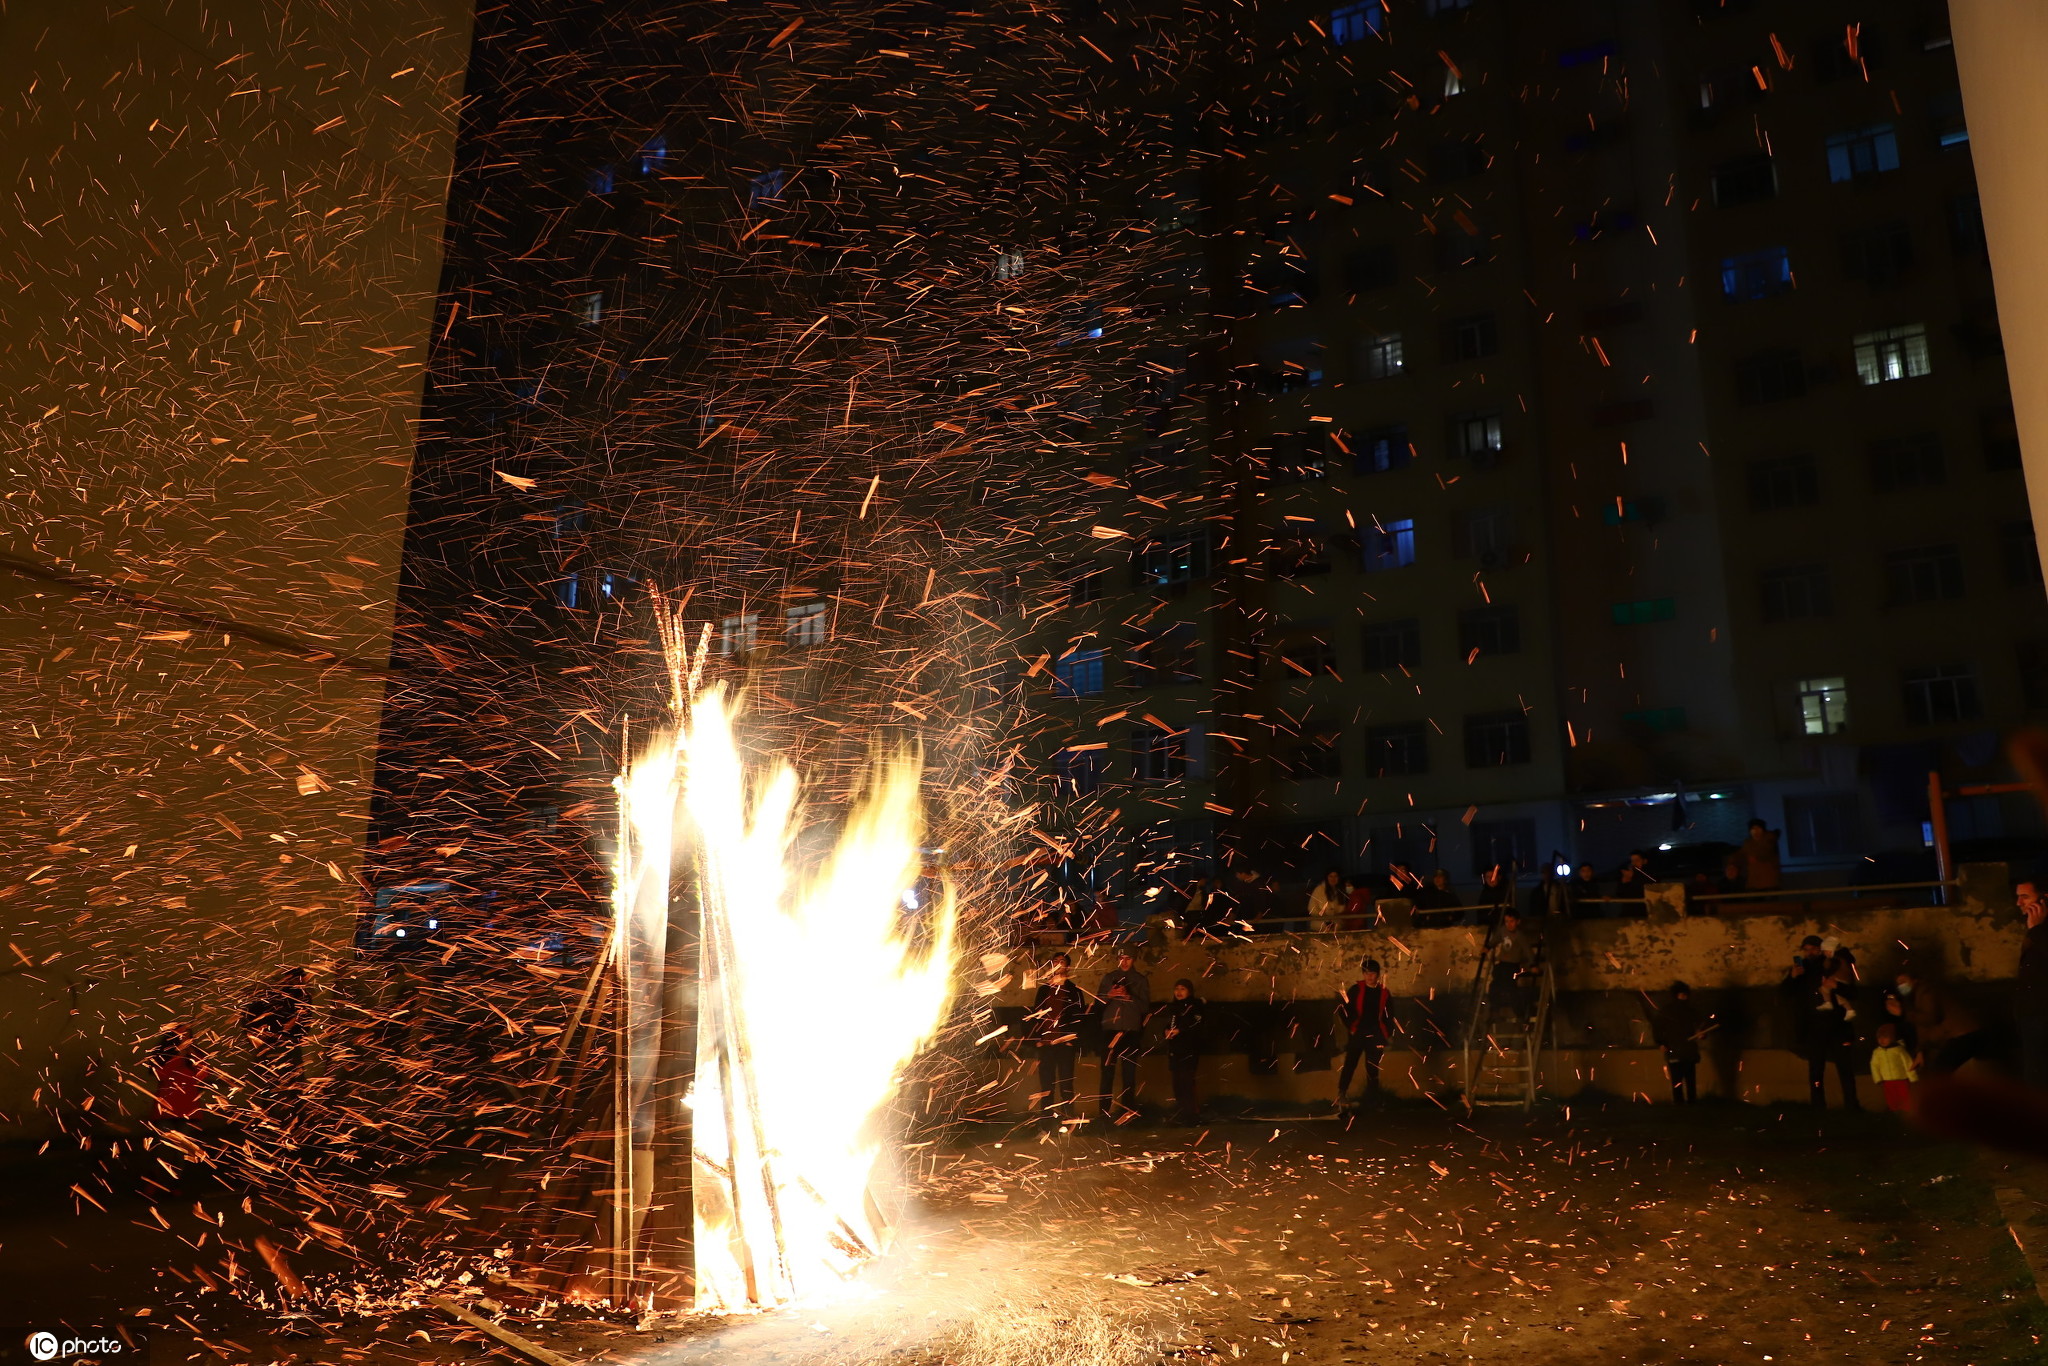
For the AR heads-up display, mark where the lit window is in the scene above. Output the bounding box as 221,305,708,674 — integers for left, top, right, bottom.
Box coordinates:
1853,324,1931,384
638,135,667,175
1442,60,1465,97
1623,707,1688,734
1825,124,1901,182
1362,518,1417,573
747,168,788,208
1720,247,1793,301
994,248,1026,280
1354,423,1411,475
552,574,582,609
784,601,829,647
1797,677,1850,736
1137,531,1210,587
587,165,615,195
1330,1,1385,45
1455,412,1504,464
717,613,760,656
1359,332,1404,380
1611,597,1676,625
1053,648,1105,698
575,291,603,326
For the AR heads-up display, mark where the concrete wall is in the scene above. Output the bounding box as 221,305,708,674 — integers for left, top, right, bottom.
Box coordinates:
0,0,472,1139
974,866,2027,1113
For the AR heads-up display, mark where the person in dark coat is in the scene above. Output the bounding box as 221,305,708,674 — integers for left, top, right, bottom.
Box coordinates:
2019,880,2048,1089
1567,863,1604,918
1028,954,1086,1124
1156,979,1205,1124
1789,957,1860,1109
1337,958,1394,1108
1650,981,1704,1104
241,966,310,1129
1095,949,1151,1122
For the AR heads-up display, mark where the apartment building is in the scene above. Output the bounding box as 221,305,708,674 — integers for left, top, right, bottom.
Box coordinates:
1021,0,2045,910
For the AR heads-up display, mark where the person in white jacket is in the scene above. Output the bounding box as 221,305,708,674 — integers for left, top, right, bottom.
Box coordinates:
1307,868,1347,932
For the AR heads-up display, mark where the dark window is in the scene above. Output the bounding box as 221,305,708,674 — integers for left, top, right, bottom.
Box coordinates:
1470,818,1537,875
1277,638,1338,679
2003,522,2043,587
1053,648,1106,698
1362,619,1421,670
1583,300,1644,328
1812,24,1885,83
1365,723,1428,776
1984,405,2023,471
1783,793,1861,858
1464,711,1532,767
1132,726,1188,783
1436,215,1487,270
1902,664,1981,725
1720,247,1793,301
1445,313,1499,361
1736,348,1806,404
1064,564,1106,605
1263,429,1330,483
1867,434,1946,492
1249,251,1320,309
1053,747,1103,796
1825,124,1901,182
1342,244,1399,292
2020,640,2048,712
1427,139,1489,182
1841,221,1915,287
1362,518,1417,573
1760,565,1833,622
1458,605,1522,659
1590,399,1656,427
1949,193,1988,258
1281,721,1343,779
1452,507,1514,566
1452,412,1505,467
1269,526,1333,578
1712,154,1777,207
1747,455,1820,509
1884,545,1965,605
1127,622,1202,685
1558,40,1617,69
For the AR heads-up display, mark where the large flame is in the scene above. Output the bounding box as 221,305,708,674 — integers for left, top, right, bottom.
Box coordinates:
619,683,957,1312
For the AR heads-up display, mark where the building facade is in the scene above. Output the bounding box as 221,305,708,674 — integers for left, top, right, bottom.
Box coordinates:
1016,0,2046,916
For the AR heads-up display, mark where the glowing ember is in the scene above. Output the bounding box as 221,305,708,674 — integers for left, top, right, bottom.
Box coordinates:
619,682,956,1312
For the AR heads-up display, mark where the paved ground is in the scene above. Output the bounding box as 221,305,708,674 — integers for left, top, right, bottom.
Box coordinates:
1,1102,2042,1364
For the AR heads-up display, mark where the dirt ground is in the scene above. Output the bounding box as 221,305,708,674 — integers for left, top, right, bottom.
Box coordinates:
1,1102,2042,1364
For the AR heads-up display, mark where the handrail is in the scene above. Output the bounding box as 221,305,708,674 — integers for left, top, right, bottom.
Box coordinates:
1690,879,1954,902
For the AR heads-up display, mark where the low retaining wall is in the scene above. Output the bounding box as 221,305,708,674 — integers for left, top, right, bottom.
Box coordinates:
970,863,2028,1114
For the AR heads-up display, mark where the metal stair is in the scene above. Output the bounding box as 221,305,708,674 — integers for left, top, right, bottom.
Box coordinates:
1458,916,1556,1113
